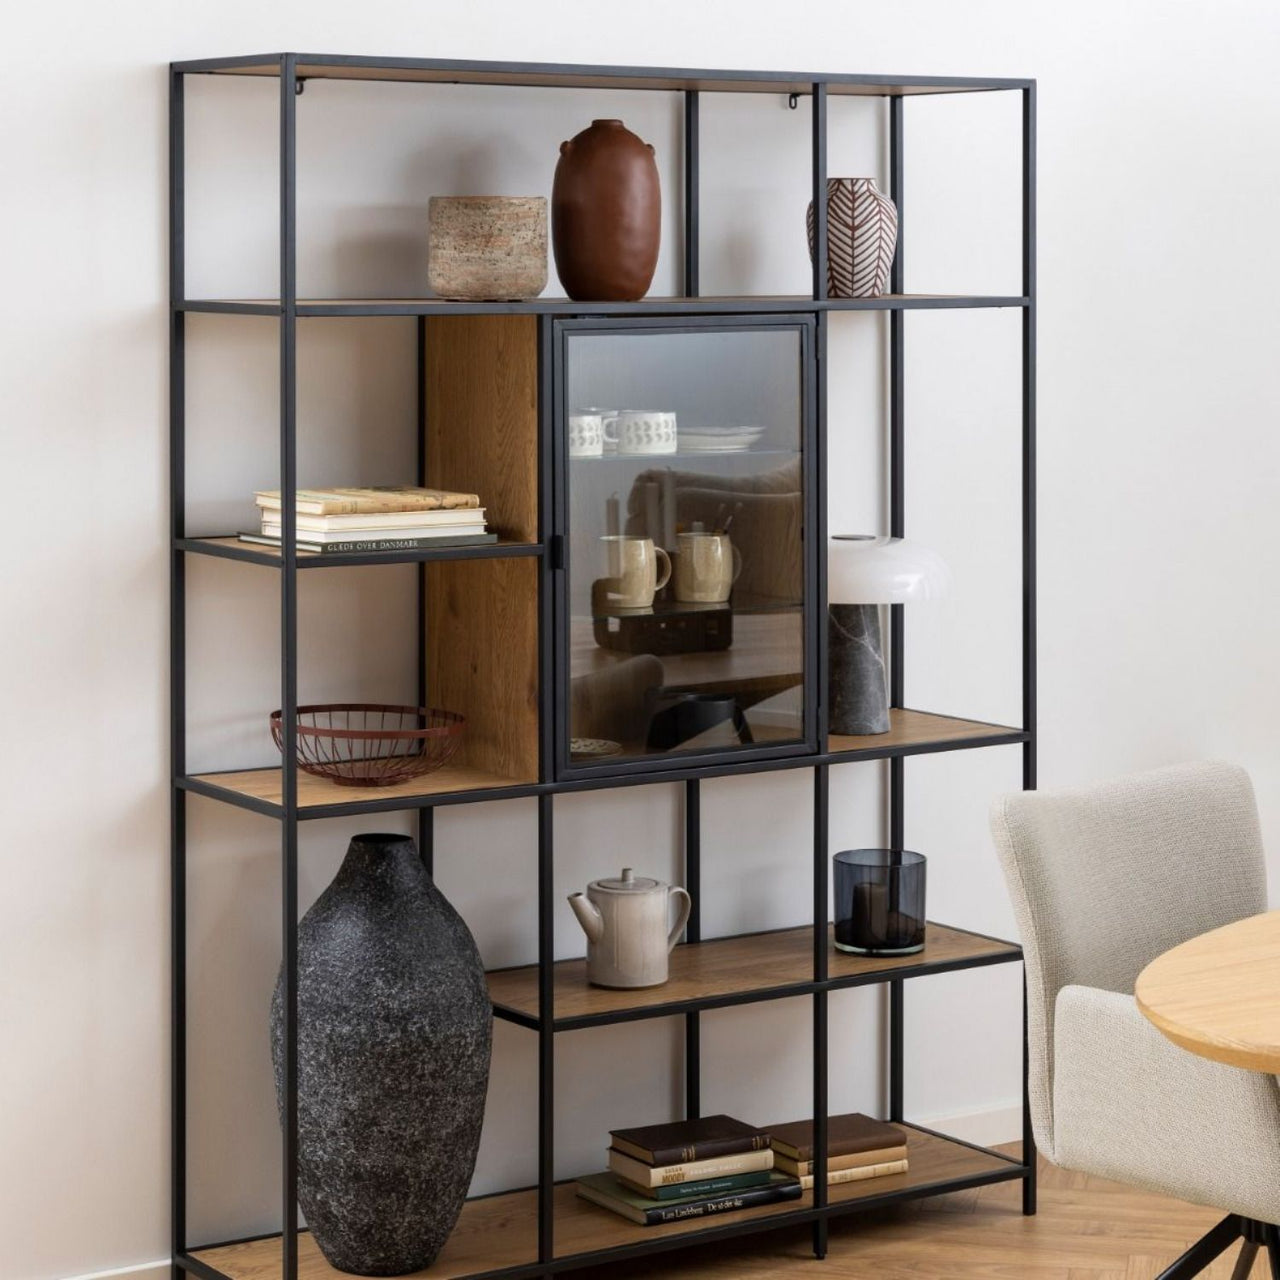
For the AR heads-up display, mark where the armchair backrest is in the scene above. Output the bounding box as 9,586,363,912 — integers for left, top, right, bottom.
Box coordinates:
990,761,1265,1156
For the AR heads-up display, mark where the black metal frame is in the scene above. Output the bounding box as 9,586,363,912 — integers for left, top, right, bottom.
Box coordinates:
169,53,1037,1280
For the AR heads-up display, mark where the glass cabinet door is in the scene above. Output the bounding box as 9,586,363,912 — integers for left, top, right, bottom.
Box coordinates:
557,318,815,773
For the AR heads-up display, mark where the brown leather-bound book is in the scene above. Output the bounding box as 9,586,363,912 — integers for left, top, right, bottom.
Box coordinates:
774,1145,909,1177
767,1113,907,1163
610,1115,770,1167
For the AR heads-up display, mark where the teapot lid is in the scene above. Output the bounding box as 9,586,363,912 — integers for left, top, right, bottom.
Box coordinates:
592,867,661,892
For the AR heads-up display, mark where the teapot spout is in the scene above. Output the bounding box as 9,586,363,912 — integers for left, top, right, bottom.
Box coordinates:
568,892,605,945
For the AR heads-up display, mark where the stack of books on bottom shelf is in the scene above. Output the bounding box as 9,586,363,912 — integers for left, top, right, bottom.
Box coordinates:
240,486,495,555
575,1115,799,1226
767,1113,909,1190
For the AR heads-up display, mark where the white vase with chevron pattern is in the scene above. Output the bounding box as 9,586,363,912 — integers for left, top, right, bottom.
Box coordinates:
806,177,898,298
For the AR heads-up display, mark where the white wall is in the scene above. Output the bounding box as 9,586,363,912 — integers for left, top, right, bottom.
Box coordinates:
2,2,1279,1278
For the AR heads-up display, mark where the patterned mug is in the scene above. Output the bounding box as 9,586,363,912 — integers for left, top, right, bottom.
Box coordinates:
604,410,678,456
569,412,605,458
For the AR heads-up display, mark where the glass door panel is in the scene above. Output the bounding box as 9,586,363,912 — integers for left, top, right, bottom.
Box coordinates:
559,319,814,772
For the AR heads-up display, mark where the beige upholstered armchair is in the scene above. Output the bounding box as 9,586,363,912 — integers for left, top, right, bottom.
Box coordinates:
991,762,1280,1279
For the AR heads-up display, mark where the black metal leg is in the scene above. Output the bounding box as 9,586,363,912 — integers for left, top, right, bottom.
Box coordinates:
537,793,555,1267
1266,1222,1280,1279
684,779,701,1121
1155,1216,1243,1280
1231,1240,1259,1280
812,1216,828,1260
811,764,830,1261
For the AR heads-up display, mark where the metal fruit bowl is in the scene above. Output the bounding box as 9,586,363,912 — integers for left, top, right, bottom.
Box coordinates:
270,703,466,787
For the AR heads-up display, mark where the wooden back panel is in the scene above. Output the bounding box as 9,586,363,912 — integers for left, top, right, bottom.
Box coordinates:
424,314,539,543
426,556,540,783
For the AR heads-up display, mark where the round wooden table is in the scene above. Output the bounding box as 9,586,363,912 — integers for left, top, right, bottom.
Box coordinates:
1135,909,1280,1073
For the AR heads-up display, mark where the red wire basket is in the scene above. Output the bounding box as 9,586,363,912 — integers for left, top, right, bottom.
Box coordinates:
270,703,466,787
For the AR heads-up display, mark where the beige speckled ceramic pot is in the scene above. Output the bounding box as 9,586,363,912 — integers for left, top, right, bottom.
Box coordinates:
427,196,548,301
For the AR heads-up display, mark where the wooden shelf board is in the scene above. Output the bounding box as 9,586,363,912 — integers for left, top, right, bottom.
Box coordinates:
828,708,1023,758
552,1127,1016,1257
187,710,1022,818
189,761,533,812
183,536,539,567
487,922,1019,1026
189,1129,1018,1280
180,294,1029,316
184,56,1026,97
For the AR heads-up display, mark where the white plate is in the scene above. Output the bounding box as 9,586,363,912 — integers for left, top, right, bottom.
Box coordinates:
681,426,767,453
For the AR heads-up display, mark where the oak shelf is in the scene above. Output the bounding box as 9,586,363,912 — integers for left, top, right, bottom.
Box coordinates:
182,760,535,819
488,922,1021,1030
177,53,1030,98
180,709,1024,820
827,708,1024,758
187,1128,1021,1280
179,293,1030,318
180,536,541,569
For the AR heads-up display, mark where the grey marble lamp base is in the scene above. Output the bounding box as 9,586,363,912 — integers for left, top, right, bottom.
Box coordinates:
829,603,889,735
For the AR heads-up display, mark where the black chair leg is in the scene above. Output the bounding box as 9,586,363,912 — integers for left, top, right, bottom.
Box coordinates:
1156,1215,1244,1280
1266,1223,1280,1280
1232,1241,1260,1280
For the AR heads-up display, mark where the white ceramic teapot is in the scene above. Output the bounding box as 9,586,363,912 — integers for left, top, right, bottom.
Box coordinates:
568,868,692,989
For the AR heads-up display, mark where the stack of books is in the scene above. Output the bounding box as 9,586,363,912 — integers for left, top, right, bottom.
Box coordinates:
767,1113,909,1189
575,1115,800,1226
240,486,495,555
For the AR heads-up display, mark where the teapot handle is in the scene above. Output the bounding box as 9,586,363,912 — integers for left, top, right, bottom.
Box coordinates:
666,886,693,952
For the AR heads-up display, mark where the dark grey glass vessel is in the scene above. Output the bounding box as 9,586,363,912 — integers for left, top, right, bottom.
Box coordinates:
833,848,927,955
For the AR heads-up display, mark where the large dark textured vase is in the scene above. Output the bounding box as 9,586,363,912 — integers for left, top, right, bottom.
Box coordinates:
552,119,661,301
270,833,492,1276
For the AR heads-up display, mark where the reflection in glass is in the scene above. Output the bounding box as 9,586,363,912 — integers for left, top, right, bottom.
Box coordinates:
565,328,807,764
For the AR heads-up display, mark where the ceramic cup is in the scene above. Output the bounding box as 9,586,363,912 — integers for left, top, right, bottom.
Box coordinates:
577,406,617,453
594,535,672,610
603,410,678,456
674,531,742,603
569,412,605,458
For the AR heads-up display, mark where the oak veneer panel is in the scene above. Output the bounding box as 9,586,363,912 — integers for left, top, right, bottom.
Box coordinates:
828,708,1021,756
191,760,522,809
426,557,540,783
552,1126,1010,1257
190,1130,1014,1280
1136,909,1280,1073
425,314,538,543
219,63,1009,96
199,294,1023,313
192,1188,538,1280
486,923,1018,1024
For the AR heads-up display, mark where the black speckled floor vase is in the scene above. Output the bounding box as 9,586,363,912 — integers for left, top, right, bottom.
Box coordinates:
828,603,890,735
270,833,492,1276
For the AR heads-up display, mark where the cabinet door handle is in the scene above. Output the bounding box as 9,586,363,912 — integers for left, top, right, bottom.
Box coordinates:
550,534,566,571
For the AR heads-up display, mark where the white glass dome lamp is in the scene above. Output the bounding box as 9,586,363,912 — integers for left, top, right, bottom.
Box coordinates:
827,535,951,735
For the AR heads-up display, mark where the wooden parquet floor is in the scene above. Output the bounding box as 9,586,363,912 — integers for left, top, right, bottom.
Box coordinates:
580,1146,1266,1279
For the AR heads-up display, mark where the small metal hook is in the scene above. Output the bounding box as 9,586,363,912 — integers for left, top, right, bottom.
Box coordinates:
788,93,799,110
295,78,306,95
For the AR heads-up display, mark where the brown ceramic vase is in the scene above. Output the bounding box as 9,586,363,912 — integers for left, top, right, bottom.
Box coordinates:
552,119,661,301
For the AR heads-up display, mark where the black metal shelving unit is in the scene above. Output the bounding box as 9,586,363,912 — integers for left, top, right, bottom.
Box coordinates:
169,53,1036,1280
